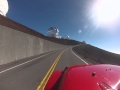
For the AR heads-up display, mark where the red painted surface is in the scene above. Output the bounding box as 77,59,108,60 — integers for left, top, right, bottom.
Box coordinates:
45,64,120,90
45,70,63,90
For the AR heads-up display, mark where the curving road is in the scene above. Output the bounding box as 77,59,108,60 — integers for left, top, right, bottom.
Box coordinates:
0,47,90,90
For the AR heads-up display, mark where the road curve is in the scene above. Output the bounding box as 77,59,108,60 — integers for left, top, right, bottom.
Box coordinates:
0,47,89,90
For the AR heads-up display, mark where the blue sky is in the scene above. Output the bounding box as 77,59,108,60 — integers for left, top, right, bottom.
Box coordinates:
7,0,120,54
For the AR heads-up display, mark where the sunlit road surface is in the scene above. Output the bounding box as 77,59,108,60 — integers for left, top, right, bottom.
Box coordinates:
0,47,89,90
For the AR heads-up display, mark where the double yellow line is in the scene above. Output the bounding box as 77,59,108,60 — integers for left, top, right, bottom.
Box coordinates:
36,51,64,90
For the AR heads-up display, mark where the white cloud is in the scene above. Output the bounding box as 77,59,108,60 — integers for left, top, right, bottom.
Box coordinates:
112,51,120,54
78,30,82,34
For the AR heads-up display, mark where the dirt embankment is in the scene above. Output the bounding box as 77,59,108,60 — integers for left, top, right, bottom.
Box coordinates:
73,44,120,65
0,15,80,45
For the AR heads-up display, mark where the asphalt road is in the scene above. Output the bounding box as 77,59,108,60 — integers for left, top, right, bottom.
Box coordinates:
0,47,90,90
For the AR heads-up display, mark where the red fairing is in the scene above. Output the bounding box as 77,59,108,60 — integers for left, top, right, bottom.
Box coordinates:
45,70,63,90
45,64,120,90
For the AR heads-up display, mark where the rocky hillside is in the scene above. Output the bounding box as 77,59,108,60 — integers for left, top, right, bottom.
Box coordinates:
73,44,120,65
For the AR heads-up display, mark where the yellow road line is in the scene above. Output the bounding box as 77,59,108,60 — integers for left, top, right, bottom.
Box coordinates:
42,53,62,90
36,51,64,90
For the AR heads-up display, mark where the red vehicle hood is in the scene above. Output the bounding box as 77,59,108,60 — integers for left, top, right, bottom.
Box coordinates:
45,64,120,90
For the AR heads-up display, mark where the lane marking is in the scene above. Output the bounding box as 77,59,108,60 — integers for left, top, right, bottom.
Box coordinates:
36,51,64,90
0,51,57,74
42,53,62,90
71,48,89,65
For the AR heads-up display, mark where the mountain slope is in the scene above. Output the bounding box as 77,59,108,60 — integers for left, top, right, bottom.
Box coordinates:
73,44,120,65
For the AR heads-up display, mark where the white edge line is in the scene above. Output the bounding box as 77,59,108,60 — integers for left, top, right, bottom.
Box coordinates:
71,48,89,65
0,51,55,74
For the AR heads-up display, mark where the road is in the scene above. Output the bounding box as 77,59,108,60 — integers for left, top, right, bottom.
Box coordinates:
0,47,90,90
